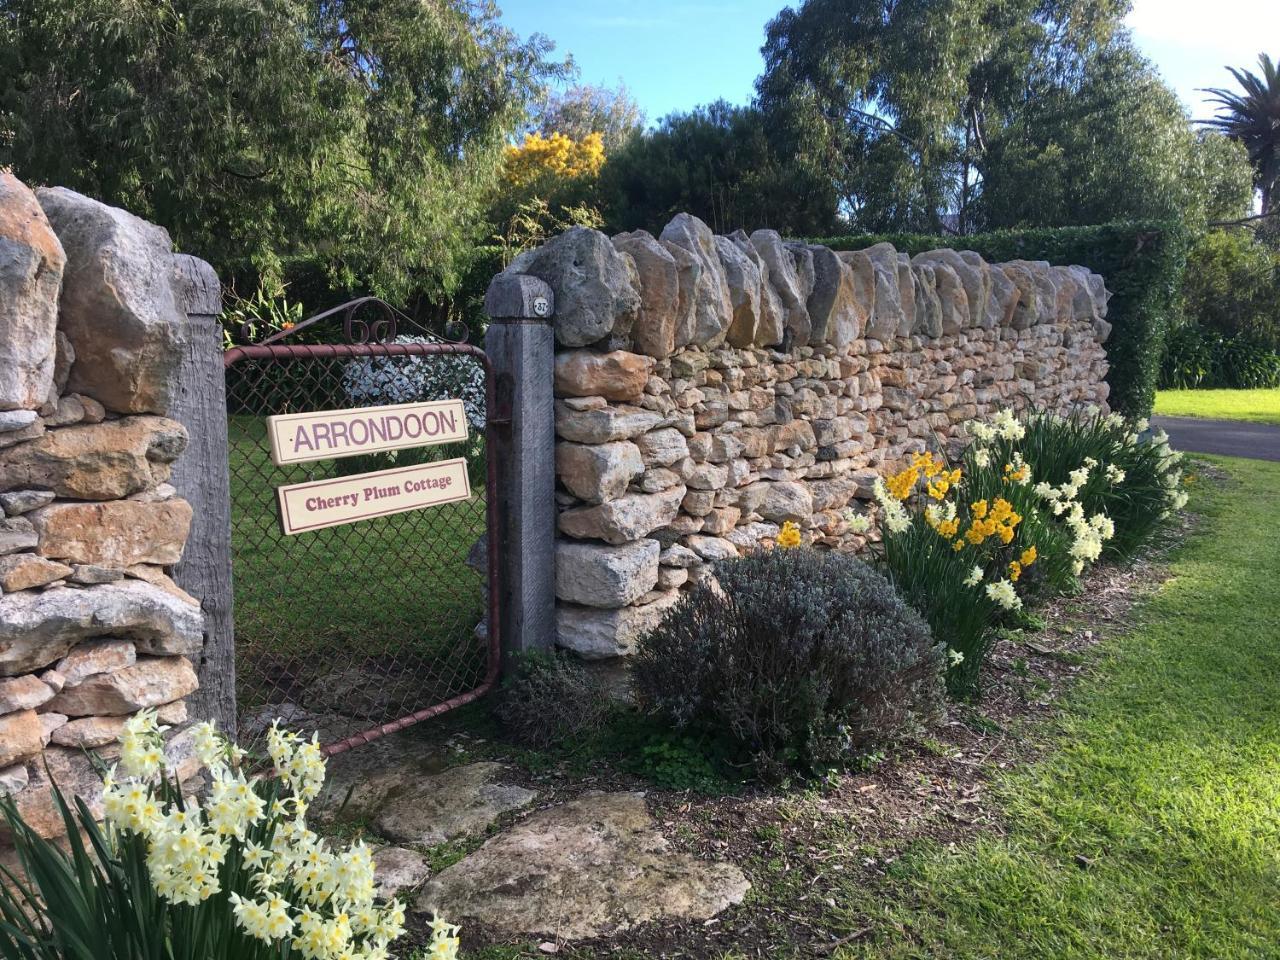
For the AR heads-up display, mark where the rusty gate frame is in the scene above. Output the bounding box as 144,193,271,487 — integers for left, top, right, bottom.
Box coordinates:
223,299,504,758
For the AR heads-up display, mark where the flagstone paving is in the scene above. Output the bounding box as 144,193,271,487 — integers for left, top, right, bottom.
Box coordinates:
415,791,751,940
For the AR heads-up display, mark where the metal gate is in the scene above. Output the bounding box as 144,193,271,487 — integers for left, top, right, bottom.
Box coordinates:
223,299,500,755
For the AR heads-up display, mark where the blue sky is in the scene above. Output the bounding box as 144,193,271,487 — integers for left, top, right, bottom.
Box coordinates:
496,0,1280,125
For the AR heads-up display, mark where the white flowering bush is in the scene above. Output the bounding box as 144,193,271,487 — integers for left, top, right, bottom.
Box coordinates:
0,713,456,960
343,335,486,431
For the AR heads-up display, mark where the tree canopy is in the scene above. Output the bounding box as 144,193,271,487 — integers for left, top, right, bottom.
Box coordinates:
1203,53,1280,216
598,100,841,236
0,0,566,301
532,83,646,153
746,0,1252,233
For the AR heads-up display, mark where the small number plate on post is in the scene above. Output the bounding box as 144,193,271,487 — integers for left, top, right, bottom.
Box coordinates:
267,400,469,466
276,458,472,535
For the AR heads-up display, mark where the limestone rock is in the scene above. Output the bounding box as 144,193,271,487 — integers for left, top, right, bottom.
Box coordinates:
49,715,127,749
715,234,763,348
557,590,681,659
373,762,536,845
0,553,72,591
684,534,738,561
859,243,908,340
513,227,641,348
374,846,432,900
0,173,66,412
612,231,680,359
3,745,105,839
38,713,66,746
0,710,43,768
29,498,192,567
0,410,38,433
807,246,864,347
659,214,732,348
0,674,55,713
0,582,203,676
730,230,785,347
557,487,685,545
55,638,137,686
634,427,690,467
557,440,644,504
67,564,126,585
555,350,654,402
916,249,989,329
783,242,818,344
0,489,55,515
0,763,28,796
555,402,663,445
913,257,969,334
417,792,749,939
37,187,186,414
0,415,188,500
0,517,38,555
910,262,944,338
46,655,198,716
555,539,660,608
743,480,813,523
752,230,811,347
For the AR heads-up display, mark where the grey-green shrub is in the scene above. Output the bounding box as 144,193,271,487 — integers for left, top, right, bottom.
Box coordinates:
494,651,613,749
633,549,944,779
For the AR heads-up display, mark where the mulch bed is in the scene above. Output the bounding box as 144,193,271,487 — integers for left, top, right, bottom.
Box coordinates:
400,470,1218,959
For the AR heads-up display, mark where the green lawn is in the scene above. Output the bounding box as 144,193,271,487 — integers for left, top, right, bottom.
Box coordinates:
227,414,488,729
840,456,1280,959
1154,387,1280,425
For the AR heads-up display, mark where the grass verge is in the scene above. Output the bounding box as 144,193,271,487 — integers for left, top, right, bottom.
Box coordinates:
1154,387,1280,425
839,455,1280,959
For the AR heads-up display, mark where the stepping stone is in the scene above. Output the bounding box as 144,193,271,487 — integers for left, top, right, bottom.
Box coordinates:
415,791,750,940
312,730,453,822
373,846,431,900
373,761,536,845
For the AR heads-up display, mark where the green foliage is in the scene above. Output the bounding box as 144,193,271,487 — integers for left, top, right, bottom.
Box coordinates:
755,0,1235,234
624,729,739,794
633,548,944,780
1004,411,1185,560
818,222,1190,418
1179,229,1280,347
979,50,1255,229
218,278,303,350
0,0,566,303
493,651,614,750
598,101,841,236
1161,325,1280,390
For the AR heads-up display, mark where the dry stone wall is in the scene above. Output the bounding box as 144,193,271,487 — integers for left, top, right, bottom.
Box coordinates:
496,214,1113,660
0,174,209,836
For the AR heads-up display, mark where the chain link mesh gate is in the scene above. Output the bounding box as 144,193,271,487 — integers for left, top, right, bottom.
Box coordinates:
222,301,501,756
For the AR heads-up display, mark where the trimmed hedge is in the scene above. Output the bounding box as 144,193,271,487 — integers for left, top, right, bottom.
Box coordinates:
815,222,1189,418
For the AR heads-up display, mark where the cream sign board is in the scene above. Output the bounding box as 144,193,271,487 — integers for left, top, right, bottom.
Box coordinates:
267,400,468,466
276,458,471,535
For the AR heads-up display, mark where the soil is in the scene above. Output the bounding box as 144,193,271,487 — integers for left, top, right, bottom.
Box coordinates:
375,475,1214,959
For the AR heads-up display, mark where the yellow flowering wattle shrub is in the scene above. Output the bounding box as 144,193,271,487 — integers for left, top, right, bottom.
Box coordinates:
502,131,606,190
0,713,455,960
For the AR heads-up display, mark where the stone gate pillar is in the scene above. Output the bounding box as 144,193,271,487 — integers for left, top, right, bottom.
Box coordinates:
169,255,237,732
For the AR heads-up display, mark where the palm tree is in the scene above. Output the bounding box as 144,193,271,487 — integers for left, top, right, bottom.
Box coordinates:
1201,54,1280,215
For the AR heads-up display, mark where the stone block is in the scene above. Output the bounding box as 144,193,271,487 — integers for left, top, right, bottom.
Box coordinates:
555,539,660,608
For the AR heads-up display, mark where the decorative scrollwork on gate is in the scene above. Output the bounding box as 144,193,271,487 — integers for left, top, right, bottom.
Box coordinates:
240,296,470,347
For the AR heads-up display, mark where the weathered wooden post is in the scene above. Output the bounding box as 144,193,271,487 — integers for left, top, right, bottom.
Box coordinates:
169,254,237,732
484,272,557,664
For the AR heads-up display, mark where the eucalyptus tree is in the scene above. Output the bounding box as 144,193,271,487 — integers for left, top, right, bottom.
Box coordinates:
0,0,566,302
755,0,1247,232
